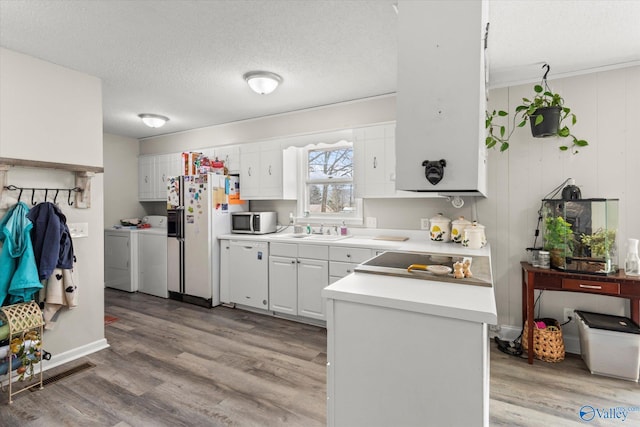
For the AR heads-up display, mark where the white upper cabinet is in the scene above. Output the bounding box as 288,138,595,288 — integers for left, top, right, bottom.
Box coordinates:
138,155,155,201
239,141,292,200
354,125,395,198
214,145,240,173
201,145,240,173
138,153,181,201
395,0,488,196
354,124,444,199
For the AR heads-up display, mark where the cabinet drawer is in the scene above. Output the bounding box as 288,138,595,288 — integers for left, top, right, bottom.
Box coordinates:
562,278,620,295
270,242,298,257
330,261,358,278
299,244,329,260
330,246,373,263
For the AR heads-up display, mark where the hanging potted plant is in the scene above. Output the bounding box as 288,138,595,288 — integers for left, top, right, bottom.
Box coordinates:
485,64,589,153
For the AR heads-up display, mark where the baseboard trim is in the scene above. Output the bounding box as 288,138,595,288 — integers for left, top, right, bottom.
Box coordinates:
42,338,110,372
2,338,109,387
491,324,581,355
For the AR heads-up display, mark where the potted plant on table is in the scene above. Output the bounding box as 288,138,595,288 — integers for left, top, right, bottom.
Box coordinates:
543,215,575,269
579,228,617,273
485,64,589,153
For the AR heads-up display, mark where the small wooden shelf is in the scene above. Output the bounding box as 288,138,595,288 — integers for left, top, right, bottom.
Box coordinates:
0,157,103,174
0,157,103,208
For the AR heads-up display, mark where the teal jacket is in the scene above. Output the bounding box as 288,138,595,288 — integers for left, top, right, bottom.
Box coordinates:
0,202,42,306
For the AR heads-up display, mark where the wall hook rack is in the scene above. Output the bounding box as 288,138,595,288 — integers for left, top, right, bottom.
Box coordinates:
3,184,83,206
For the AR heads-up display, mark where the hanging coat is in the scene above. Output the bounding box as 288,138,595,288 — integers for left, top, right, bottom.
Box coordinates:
0,202,42,306
27,202,74,281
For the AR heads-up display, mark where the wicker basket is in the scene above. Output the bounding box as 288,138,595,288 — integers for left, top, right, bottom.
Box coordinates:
523,318,565,362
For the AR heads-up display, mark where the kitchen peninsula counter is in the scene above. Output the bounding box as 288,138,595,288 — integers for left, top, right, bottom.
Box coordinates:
322,243,496,427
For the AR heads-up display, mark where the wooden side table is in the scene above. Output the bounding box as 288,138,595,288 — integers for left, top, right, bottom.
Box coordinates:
521,262,640,364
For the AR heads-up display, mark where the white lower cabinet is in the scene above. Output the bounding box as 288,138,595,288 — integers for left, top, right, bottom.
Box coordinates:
269,243,329,321
297,258,329,320
220,240,231,303
269,255,298,315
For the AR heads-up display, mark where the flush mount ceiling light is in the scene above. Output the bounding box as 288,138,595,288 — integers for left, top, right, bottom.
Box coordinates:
243,71,283,95
138,113,169,128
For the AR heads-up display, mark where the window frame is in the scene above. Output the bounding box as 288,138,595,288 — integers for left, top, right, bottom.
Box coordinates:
296,140,363,225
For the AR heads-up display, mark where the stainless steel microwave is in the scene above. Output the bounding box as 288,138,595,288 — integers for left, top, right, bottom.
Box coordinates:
231,212,277,234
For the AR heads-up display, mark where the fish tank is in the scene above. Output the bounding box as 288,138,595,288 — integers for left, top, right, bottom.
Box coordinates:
542,198,619,275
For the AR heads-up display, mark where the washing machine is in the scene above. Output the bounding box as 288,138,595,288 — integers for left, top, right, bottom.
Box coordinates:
104,216,167,294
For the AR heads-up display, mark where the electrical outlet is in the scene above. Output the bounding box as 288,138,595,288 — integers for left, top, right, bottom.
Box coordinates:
68,222,89,238
420,218,430,230
563,307,575,323
365,217,377,228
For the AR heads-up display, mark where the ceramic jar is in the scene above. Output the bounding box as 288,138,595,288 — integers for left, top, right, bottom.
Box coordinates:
462,221,487,249
451,216,472,244
429,213,451,242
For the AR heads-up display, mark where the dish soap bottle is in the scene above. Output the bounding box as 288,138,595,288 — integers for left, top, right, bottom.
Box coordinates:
625,238,640,276
340,221,348,236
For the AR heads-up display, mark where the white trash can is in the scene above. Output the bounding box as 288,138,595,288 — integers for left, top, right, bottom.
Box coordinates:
575,310,640,382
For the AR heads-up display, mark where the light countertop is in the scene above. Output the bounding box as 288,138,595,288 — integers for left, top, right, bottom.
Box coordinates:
322,270,497,324
219,228,492,256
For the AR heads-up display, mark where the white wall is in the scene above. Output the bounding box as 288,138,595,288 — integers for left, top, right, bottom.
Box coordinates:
0,48,102,166
482,66,640,345
0,48,107,366
103,133,146,227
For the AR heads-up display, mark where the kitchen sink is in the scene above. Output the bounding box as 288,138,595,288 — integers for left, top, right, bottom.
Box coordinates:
304,234,350,241
277,233,350,241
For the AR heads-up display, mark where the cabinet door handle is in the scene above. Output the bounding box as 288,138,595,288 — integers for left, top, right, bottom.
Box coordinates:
145,176,149,183
346,269,352,273
291,260,296,264
346,254,351,258
248,167,252,177
373,157,377,169
579,284,602,290
268,165,272,175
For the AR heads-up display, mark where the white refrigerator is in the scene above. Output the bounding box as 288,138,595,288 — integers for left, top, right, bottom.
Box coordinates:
167,173,246,307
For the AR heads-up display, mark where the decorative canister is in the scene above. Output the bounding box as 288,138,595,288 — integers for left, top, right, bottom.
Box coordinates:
429,213,451,242
462,221,486,249
451,216,472,243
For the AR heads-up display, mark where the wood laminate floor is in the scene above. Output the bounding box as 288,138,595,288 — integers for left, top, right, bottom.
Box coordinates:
1,289,638,426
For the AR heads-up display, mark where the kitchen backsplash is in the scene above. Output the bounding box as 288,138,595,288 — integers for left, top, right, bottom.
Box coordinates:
250,198,474,231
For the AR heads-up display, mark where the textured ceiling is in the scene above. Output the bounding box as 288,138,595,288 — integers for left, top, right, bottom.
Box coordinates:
1,0,638,140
